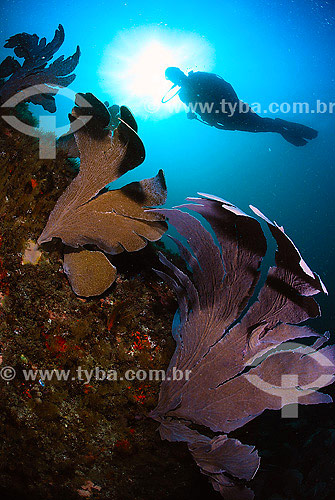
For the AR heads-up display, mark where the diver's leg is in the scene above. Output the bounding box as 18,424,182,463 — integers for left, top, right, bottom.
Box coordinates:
234,113,282,133
216,110,282,133
215,110,317,146
234,112,317,146
246,114,319,142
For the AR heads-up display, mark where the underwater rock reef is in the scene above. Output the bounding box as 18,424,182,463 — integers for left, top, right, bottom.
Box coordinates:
0,109,182,500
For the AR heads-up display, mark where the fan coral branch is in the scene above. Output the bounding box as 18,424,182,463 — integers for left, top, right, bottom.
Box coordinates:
0,24,80,112
150,193,334,499
38,94,167,296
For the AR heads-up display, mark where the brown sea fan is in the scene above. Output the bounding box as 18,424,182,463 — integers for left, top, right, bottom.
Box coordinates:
38,96,167,296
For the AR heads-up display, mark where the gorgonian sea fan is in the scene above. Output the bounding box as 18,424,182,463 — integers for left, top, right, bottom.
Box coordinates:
0,24,80,112
150,193,334,499
38,94,167,297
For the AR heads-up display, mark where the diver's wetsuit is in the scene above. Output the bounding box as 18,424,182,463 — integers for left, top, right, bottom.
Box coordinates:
178,71,318,146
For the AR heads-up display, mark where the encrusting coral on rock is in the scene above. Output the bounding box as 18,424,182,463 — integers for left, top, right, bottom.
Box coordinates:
150,193,334,499
38,93,168,296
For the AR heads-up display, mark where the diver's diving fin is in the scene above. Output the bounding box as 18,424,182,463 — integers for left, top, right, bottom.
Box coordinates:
275,118,318,146
275,118,318,140
280,130,308,147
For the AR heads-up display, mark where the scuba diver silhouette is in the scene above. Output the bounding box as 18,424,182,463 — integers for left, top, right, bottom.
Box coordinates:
164,67,318,146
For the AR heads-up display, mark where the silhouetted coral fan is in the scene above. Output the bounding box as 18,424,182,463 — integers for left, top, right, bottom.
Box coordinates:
38,94,167,296
0,24,80,112
150,193,334,499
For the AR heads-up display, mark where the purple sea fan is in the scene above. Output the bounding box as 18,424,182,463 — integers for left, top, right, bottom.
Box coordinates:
149,193,334,499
